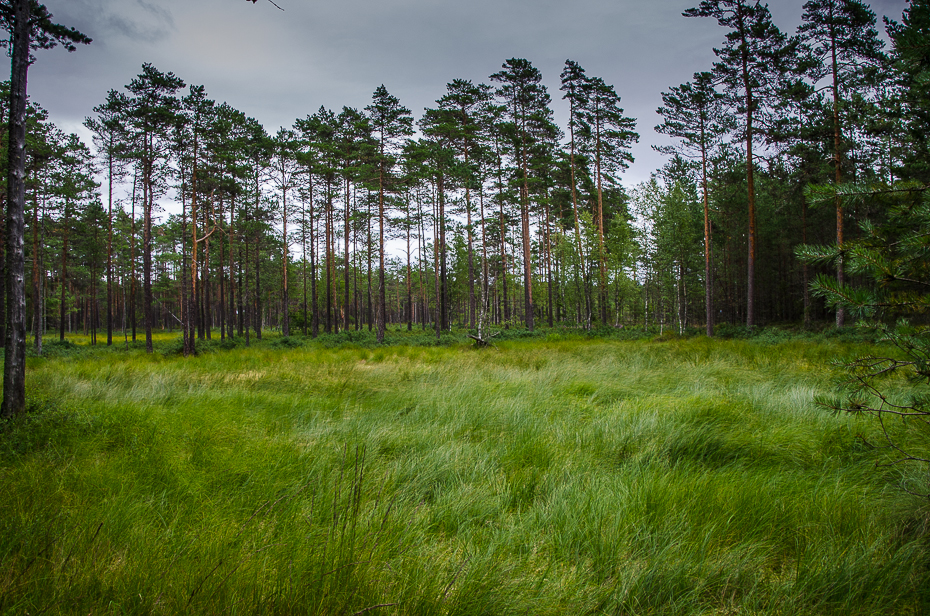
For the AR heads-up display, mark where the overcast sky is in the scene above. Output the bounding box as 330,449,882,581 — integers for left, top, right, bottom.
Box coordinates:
22,0,910,188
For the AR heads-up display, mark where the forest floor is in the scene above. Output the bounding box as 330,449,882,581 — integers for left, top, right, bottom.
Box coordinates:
1,330,929,615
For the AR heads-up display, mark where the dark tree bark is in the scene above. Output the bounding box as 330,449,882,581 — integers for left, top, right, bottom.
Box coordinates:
59,197,69,341
106,132,114,346
228,199,236,339
32,183,42,355
438,172,448,334
2,0,29,417
130,173,137,342
182,176,193,356
344,176,351,333
219,198,227,341
143,134,154,353
310,187,319,337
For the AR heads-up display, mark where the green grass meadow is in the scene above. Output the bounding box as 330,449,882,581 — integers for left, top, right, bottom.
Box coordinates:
2,332,929,614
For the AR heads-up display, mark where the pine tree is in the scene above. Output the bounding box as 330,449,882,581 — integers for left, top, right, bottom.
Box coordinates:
435,80,491,330
26,108,54,355
294,113,323,337
885,0,930,182
125,64,184,353
205,103,252,342
239,117,271,342
271,128,300,337
685,0,796,328
313,108,340,335
578,75,638,325
366,86,412,342
796,3,930,489
479,101,514,328
336,106,373,332
799,0,885,328
490,58,554,331
84,90,129,347
2,0,89,416
419,101,457,337
53,134,95,342
560,60,593,327
656,71,733,336
178,84,215,353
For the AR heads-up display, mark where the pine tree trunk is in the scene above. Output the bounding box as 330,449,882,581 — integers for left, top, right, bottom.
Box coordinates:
143,134,154,353
282,187,289,337
354,221,360,331
2,0,29,416
802,195,811,329
237,241,244,337
831,26,845,328
479,184,489,328
466,181,475,330
182,184,193,357
205,230,212,340
228,198,235,339
106,140,114,346
439,172,448,334
324,185,332,334
130,173,137,342
244,234,250,347
520,135,534,332
367,194,373,333
310,188,319,337
255,230,262,340
301,195,308,336
595,115,608,327
433,189,440,339
345,178,351,334
32,186,41,354
702,137,713,337
417,190,427,330
544,194,553,327
377,163,387,343
59,200,70,342
406,196,412,332
739,11,757,330
219,199,227,341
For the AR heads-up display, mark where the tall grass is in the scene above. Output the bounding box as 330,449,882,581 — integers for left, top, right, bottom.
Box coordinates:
1,333,928,614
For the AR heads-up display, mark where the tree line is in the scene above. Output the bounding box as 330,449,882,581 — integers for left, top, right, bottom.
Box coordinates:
4,56,641,355
2,0,928,362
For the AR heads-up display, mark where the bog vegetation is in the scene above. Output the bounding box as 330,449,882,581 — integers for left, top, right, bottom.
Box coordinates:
3,331,930,615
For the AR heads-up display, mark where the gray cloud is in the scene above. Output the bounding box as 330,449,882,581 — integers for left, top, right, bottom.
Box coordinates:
20,0,911,186
46,0,174,46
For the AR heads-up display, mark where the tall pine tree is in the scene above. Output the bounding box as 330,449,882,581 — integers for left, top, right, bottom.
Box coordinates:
798,0,885,327
578,75,638,325
656,71,732,336
685,0,795,327
366,86,411,342
1,0,89,416
490,58,554,331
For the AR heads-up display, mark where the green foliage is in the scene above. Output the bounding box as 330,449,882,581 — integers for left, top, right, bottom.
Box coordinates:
800,182,930,321
886,0,930,181
798,181,930,493
27,339,84,358
270,335,305,349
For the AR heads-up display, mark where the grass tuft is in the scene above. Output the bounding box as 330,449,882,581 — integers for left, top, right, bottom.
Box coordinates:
0,332,927,614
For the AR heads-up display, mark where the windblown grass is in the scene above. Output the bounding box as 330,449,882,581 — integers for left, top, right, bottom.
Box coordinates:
2,333,928,614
